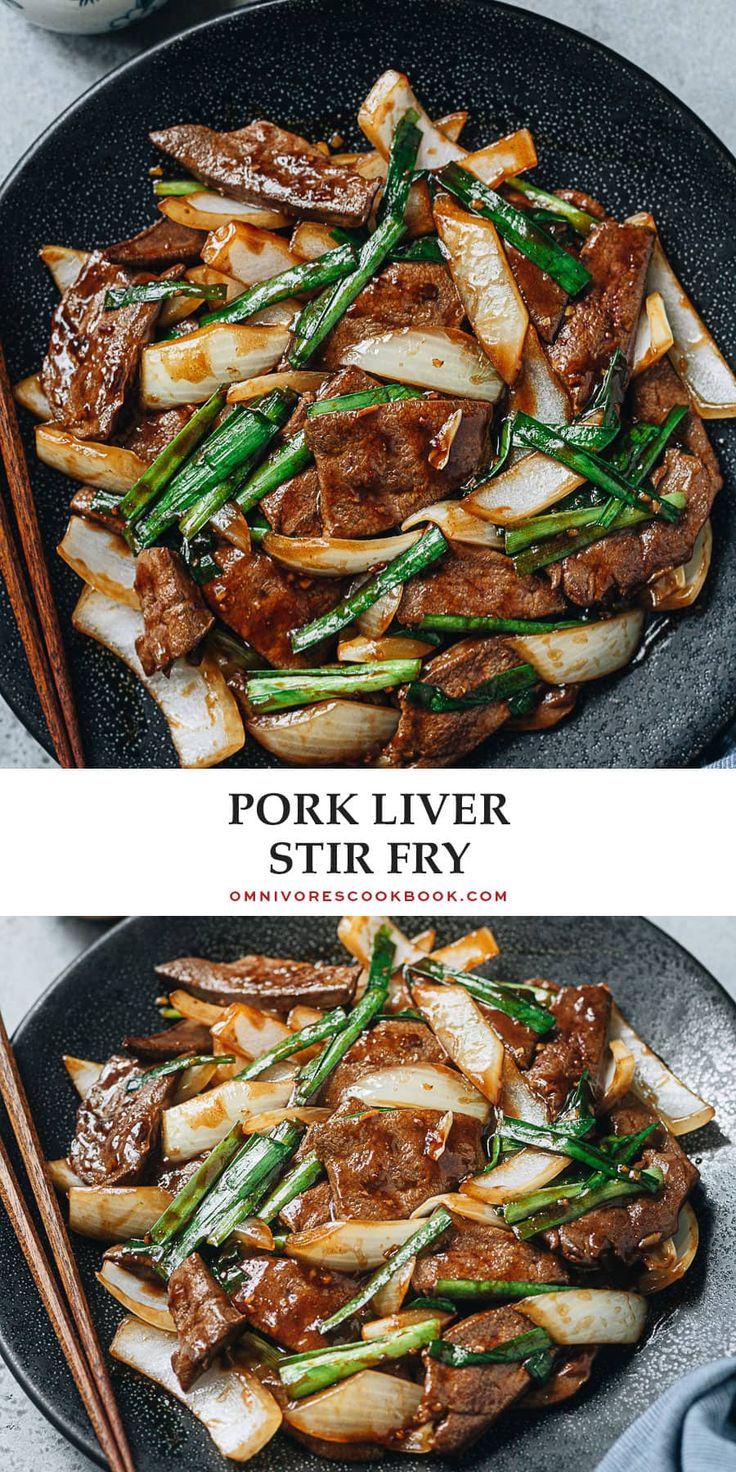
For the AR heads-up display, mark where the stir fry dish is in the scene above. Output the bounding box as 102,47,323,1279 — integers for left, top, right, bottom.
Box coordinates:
18,70,736,766
49,918,713,1461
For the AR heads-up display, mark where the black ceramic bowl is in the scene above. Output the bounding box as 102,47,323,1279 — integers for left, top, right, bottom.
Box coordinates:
2,0,736,767
0,915,734,1470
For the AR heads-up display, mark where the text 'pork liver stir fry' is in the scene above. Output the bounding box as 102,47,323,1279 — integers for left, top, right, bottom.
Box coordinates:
50,917,713,1461
18,69,736,766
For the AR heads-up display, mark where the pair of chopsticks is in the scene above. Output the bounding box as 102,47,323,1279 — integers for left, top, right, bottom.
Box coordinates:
0,341,84,766
0,1013,135,1472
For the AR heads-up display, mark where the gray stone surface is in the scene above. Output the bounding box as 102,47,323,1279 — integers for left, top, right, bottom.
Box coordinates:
0,913,734,1467
0,0,735,763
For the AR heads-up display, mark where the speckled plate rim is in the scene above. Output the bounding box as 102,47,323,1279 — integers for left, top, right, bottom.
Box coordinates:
0,0,736,764
0,913,734,1468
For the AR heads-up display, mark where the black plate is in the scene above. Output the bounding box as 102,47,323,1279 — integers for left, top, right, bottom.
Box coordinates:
2,0,736,768
0,915,734,1470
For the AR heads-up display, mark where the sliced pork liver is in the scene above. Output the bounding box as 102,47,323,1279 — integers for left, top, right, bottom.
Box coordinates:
150,121,378,227
557,360,722,606
42,251,167,441
106,215,203,269
232,1256,358,1351
203,545,346,667
134,547,215,676
321,260,464,367
418,1306,534,1453
379,637,518,768
306,1105,482,1219
398,546,568,624
69,1054,175,1186
279,1178,334,1233
261,367,376,537
122,1017,212,1060
168,1252,245,1390
526,983,612,1116
548,218,654,411
546,1094,699,1269
412,1218,570,1294
123,406,193,464
307,396,492,537
154,953,358,1011
507,246,568,344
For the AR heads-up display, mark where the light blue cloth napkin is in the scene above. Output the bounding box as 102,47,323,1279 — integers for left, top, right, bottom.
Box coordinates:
596,1357,736,1471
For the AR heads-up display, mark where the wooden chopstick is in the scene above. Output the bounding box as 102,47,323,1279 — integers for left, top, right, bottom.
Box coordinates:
0,1134,130,1472
0,341,85,767
0,1013,135,1472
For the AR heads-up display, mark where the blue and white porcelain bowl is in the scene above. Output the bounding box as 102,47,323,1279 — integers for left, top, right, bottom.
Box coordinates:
0,0,169,33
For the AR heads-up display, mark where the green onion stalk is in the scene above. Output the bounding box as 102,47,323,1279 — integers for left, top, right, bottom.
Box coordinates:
289,526,449,654
406,957,555,1034
438,161,591,295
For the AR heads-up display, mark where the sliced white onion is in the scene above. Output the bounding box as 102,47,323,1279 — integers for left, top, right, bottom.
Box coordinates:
39,243,88,292
436,110,468,143
464,449,584,524
228,370,327,403
337,915,428,969
518,1289,647,1345
168,989,226,1026
288,1004,325,1028
47,1158,82,1193
159,192,288,232
637,1202,699,1294
411,982,505,1103
247,700,398,765
58,516,136,607
68,1186,172,1242
600,1038,636,1111
262,529,420,577
202,220,299,285
501,1052,550,1126
639,227,736,417
462,1149,568,1204
358,70,465,169
290,221,337,260
355,584,403,637
210,1002,293,1059
341,326,502,402
98,1261,175,1332
36,424,145,492
159,265,244,328
462,129,538,188
648,519,712,610
284,1369,422,1444
434,194,528,384
110,1316,282,1461
632,291,674,378
609,1004,714,1135
63,1054,102,1098
162,1077,292,1160
401,498,503,547
172,1060,218,1104
410,1191,507,1228
511,610,644,685
14,372,51,419
430,926,500,971
286,1218,421,1271
345,1063,491,1121
72,588,245,769
370,1257,416,1318
140,323,289,407
337,634,435,662
231,1218,275,1253
241,1107,329,1134
508,325,571,425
